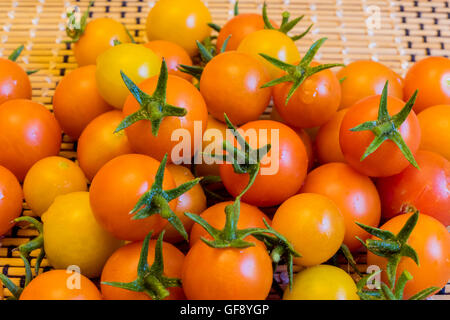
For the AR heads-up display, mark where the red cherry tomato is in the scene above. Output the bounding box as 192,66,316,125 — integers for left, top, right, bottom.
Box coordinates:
0,165,23,236
0,58,31,105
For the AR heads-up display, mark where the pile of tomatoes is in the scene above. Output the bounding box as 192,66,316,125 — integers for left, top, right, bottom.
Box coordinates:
0,0,449,301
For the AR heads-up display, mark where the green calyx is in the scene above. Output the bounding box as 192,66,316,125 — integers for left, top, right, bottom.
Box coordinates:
349,81,419,168
115,59,187,137
102,231,181,300
262,2,313,41
7,45,39,75
260,37,344,105
349,207,439,300
129,154,201,241
185,199,300,289
65,1,94,43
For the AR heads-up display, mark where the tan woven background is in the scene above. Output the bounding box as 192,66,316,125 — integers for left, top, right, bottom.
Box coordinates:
0,0,449,299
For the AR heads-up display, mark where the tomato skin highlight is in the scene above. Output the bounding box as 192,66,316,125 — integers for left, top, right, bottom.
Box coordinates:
367,212,450,299
181,240,273,300
122,74,208,163
337,60,403,110
101,239,185,300
272,193,345,266
77,110,133,182
0,165,23,236
220,120,308,207
376,150,450,226
301,162,381,252
200,51,271,125
0,58,31,105
340,95,421,177
272,61,341,129
89,154,174,241
403,56,450,113
20,270,102,300
0,99,62,182
418,104,450,161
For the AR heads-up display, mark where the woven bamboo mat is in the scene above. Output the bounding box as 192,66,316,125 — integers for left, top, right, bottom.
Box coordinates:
0,0,449,300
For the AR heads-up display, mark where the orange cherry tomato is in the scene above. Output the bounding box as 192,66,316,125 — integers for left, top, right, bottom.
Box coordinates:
144,40,193,81
272,193,345,266
315,109,348,164
200,51,271,125
101,239,185,300
301,163,381,252
20,270,102,300
273,61,341,129
0,57,31,105
418,104,450,161
403,56,450,113
0,99,61,182
73,18,131,66
161,164,207,243
182,239,273,300
376,150,450,226
340,95,421,177
122,75,208,163
89,154,175,241
367,212,450,299
0,165,23,236
220,120,308,207
216,14,278,52
337,61,403,110
77,110,133,181
189,201,271,247
53,65,112,139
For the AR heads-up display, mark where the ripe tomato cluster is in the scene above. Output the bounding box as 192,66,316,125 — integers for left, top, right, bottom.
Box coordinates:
0,0,449,301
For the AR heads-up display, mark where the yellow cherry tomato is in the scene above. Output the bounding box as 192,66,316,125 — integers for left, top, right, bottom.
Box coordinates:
42,192,123,278
418,105,450,161
146,0,212,57
283,265,359,300
96,43,161,109
74,18,131,67
237,29,301,79
23,156,88,216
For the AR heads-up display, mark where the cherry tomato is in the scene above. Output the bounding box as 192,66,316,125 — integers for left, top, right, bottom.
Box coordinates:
301,163,381,252
315,109,348,164
144,40,193,81
101,238,185,300
0,57,31,105
89,154,175,241
0,165,23,236
96,43,161,109
418,104,450,161
53,65,112,139
0,99,61,181
272,61,341,128
376,150,449,226
189,201,271,247
73,18,131,67
200,51,271,125
337,60,403,110
182,239,273,300
122,74,208,163
283,265,359,300
216,14,278,52
237,29,301,79
23,156,87,216
20,270,102,300
146,0,212,56
367,212,450,299
403,56,450,113
77,110,133,181
220,120,308,207
272,193,345,266
340,95,421,177
162,164,207,243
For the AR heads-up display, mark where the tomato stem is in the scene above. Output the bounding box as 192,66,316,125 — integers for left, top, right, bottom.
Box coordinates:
65,0,94,43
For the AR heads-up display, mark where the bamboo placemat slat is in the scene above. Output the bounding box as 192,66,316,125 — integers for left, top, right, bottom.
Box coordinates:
0,0,449,299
